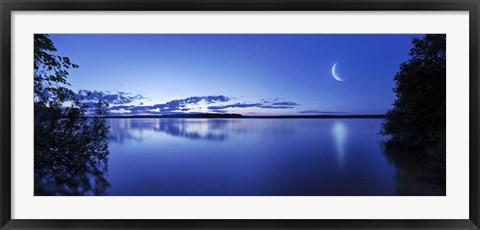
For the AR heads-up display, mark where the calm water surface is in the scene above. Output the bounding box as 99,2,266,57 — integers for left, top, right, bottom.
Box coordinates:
102,118,433,196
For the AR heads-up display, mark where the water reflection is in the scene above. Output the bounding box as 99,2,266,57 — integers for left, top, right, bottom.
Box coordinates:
381,142,446,195
332,121,347,170
108,118,294,144
103,118,444,196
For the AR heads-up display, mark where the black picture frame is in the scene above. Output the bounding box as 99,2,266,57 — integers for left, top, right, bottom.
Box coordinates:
1,0,478,229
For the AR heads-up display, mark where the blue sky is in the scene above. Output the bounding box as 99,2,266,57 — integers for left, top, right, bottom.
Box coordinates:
49,34,423,116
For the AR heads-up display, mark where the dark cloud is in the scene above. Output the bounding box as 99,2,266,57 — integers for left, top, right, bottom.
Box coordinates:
160,96,230,110
209,109,228,113
208,103,262,110
271,101,299,106
76,90,145,105
298,110,344,114
259,105,296,109
82,93,298,115
208,101,298,110
109,95,232,114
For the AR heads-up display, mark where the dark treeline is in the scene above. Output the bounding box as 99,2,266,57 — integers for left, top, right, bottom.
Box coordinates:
380,34,446,194
381,34,446,161
34,34,110,195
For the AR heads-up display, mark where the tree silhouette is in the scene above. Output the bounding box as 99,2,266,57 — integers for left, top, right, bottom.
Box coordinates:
34,34,111,195
381,34,446,160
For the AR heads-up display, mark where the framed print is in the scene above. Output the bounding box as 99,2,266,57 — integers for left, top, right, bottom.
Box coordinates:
0,0,479,229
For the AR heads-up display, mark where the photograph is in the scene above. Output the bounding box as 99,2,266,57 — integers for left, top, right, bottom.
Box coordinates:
33,33,446,196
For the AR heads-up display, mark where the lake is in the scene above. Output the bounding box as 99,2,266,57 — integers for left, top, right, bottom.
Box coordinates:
104,118,444,196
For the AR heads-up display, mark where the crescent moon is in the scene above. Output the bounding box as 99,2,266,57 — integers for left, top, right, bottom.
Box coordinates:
332,63,345,82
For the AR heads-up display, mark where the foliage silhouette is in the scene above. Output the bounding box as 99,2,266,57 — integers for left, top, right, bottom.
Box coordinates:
381,34,446,161
34,34,110,195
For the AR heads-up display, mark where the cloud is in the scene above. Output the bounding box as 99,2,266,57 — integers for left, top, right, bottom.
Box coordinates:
109,108,132,114
298,110,344,114
109,95,232,115
209,109,228,113
76,90,145,105
79,92,298,115
208,101,299,110
271,101,299,106
208,103,262,110
160,96,230,109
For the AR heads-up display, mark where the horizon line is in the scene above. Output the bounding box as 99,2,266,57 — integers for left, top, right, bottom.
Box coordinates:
85,113,386,119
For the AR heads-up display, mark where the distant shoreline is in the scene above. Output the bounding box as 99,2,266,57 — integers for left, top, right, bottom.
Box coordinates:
87,114,386,119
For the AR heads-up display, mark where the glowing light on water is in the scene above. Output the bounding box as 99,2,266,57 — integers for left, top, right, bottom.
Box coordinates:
332,121,347,170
